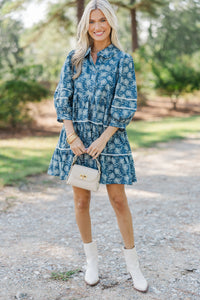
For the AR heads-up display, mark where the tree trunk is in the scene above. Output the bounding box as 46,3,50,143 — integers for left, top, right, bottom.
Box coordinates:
171,95,179,110
77,0,85,24
130,8,138,52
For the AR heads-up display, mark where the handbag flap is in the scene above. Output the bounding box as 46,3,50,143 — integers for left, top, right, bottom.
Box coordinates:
69,164,99,182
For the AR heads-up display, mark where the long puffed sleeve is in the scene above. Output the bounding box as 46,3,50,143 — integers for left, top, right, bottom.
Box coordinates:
54,50,75,122
109,53,137,129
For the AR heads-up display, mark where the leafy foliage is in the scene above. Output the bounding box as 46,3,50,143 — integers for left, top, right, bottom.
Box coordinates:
151,53,200,109
148,1,200,59
0,16,49,127
0,75,48,127
0,17,23,78
1,0,200,121
152,54,200,93
144,0,200,108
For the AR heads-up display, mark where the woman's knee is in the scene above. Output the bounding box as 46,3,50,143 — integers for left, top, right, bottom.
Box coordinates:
73,187,91,212
106,185,128,213
76,198,90,211
110,195,128,212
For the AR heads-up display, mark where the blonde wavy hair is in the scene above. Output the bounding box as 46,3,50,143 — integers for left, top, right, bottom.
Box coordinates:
71,0,123,79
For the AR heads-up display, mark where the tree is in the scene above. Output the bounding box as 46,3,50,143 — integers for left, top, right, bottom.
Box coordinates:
152,53,200,110
2,0,168,52
111,0,169,51
146,0,200,109
77,0,85,22
1,0,85,46
0,17,23,78
147,0,200,60
0,16,48,128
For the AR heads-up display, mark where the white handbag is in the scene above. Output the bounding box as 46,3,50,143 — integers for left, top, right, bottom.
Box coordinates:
66,155,101,192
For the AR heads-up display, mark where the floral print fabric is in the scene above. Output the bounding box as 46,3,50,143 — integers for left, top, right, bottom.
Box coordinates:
48,43,137,184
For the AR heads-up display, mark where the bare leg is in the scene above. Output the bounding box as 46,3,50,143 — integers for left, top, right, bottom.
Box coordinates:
106,184,134,249
72,186,92,243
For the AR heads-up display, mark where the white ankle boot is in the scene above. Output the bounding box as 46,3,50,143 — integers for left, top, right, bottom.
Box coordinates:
123,246,148,292
83,241,99,286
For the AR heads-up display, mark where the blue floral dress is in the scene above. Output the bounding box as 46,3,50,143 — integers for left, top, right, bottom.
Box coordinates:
48,43,137,185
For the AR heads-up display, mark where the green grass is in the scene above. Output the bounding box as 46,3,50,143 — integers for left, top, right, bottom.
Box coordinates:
50,269,80,281
127,116,200,149
0,137,57,186
0,116,200,186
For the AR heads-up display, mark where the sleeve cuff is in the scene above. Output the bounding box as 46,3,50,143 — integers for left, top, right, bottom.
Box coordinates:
56,108,72,123
108,120,126,129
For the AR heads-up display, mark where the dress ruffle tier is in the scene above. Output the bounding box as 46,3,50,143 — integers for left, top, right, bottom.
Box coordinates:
48,121,137,185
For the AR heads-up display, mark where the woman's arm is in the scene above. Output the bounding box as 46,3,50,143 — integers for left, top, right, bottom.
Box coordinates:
86,126,118,159
100,126,118,143
63,120,75,136
64,120,86,156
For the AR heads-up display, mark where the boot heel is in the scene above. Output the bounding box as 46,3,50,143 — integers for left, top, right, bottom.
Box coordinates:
123,246,148,292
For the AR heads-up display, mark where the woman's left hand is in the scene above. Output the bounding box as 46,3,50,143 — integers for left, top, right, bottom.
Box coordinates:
86,137,107,159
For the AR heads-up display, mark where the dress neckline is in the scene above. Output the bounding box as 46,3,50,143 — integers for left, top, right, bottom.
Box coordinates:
84,43,116,59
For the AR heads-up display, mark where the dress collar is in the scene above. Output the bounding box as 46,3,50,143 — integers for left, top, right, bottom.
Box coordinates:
84,43,116,58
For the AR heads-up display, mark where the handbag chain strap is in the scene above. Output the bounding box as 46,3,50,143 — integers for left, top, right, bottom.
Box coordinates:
72,155,101,174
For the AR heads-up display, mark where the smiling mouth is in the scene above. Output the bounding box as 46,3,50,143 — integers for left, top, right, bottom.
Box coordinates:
94,32,104,36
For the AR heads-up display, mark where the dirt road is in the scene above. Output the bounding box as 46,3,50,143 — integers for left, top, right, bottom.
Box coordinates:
0,137,200,300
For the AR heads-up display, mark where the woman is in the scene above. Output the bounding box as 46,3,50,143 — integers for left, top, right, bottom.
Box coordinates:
48,0,148,293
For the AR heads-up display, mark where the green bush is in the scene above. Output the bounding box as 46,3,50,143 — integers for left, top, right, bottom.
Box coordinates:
152,52,200,109
0,77,48,128
0,16,49,128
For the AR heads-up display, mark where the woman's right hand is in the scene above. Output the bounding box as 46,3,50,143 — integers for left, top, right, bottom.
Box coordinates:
69,136,86,156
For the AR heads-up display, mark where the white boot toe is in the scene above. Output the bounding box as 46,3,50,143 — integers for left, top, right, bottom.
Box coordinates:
85,269,99,286
131,270,148,292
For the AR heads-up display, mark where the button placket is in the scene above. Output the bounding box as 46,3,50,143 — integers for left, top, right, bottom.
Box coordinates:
92,68,97,98
89,61,97,95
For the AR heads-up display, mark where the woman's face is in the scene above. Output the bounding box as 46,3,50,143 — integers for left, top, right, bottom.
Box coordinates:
88,9,111,44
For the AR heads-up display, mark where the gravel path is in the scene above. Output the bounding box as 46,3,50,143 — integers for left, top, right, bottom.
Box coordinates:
0,137,200,300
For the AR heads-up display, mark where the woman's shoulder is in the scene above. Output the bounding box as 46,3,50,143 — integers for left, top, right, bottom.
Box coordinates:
62,49,76,67
113,46,133,62
66,49,76,59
